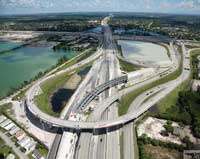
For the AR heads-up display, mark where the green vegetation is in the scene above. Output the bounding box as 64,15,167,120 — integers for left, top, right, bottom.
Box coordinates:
118,45,183,116
0,145,12,158
110,13,200,41
148,49,200,138
0,138,19,159
0,104,48,159
153,49,200,114
35,72,71,117
155,90,200,138
185,45,200,49
138,134,184,156
0,13,102,32
155,80,190,113
0,103,12,115
142,144,183,159
7,48,95,101
36,143,48,157
12,87,29,101
0,47,95,101
163,121,174,134
191,49,200,79
138,134,184,159
138,144,152,159
35,62,93,117
54,48,95,73
118,58,141,72
52,36,99,52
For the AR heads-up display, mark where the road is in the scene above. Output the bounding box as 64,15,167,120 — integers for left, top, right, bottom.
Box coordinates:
23,15,200,159
123,123,135,159
0,131,28,159
0,14,200,159
25,39,196,131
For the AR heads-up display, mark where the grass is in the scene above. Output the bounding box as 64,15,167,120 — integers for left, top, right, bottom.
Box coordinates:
35,143,48,157
185,45,200,49
0,103,12,115
0,48,96,101
0,145,12,157
156,80,190,113
158,43,170,58
0,137,19,159
190,49,200,79
35,71,72,117
12,48,95,103
155,49,200,113
54,48,95,73
118,46,183,116
35,61,93,117
118,58,141,72
0,138,4,145
12,87,29,101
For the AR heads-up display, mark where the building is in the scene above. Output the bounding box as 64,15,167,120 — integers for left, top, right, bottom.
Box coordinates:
4,123,15,131
32,150,45,159
9,126,20,135
0,119,12,128
15,130,26,141
6,154,15,159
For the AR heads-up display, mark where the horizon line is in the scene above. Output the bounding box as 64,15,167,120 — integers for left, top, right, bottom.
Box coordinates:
0,11,200,17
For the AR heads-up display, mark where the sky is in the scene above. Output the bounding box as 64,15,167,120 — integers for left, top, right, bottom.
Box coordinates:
0,0,200,15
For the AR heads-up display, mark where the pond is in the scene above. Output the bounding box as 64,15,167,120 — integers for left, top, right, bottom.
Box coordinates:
118,40,171,66
51,88,75,113
0,40,78,98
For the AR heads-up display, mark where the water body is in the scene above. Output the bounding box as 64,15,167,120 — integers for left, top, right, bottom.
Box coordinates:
51,66,91,113
118,40,170,65
51,88,75,113
0,40,78,98
0,40,22,52
78,66,91,77
88,27,102,33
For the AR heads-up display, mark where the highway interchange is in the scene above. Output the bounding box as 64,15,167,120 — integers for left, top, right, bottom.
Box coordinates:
26,16,195,159
1,16,200,159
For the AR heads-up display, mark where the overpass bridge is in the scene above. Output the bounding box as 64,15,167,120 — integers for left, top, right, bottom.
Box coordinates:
74,75,127,112
25,75,128,131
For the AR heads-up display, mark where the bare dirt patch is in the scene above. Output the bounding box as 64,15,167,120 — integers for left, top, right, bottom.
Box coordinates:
144,144,183,159
64,73,81,89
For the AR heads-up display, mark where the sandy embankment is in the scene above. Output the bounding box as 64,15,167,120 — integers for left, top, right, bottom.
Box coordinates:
0,31,41,42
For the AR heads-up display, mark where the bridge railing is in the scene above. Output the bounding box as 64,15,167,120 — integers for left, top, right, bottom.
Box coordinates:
74,75,128,112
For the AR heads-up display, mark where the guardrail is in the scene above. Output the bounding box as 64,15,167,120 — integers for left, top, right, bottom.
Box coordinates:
74,75,128,111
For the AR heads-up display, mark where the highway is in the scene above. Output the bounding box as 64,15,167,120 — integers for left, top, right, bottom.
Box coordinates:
123,123,135,159
0,13,199,159
76,16,120,159
22,15,200,159
25,39,195,131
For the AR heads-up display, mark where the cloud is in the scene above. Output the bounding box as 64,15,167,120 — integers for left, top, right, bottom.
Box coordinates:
0,0,200,14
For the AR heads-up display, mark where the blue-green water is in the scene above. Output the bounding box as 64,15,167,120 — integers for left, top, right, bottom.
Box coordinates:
0,40,22,52
0,41,78,98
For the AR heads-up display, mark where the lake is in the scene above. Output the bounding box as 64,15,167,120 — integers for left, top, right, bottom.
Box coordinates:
0,40,78,98
118,40,170,65
0,40,22,52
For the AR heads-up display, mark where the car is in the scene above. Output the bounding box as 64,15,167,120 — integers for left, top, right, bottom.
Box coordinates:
184,68,190,71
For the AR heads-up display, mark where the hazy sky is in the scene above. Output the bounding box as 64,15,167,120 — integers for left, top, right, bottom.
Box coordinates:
0,0,200,15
